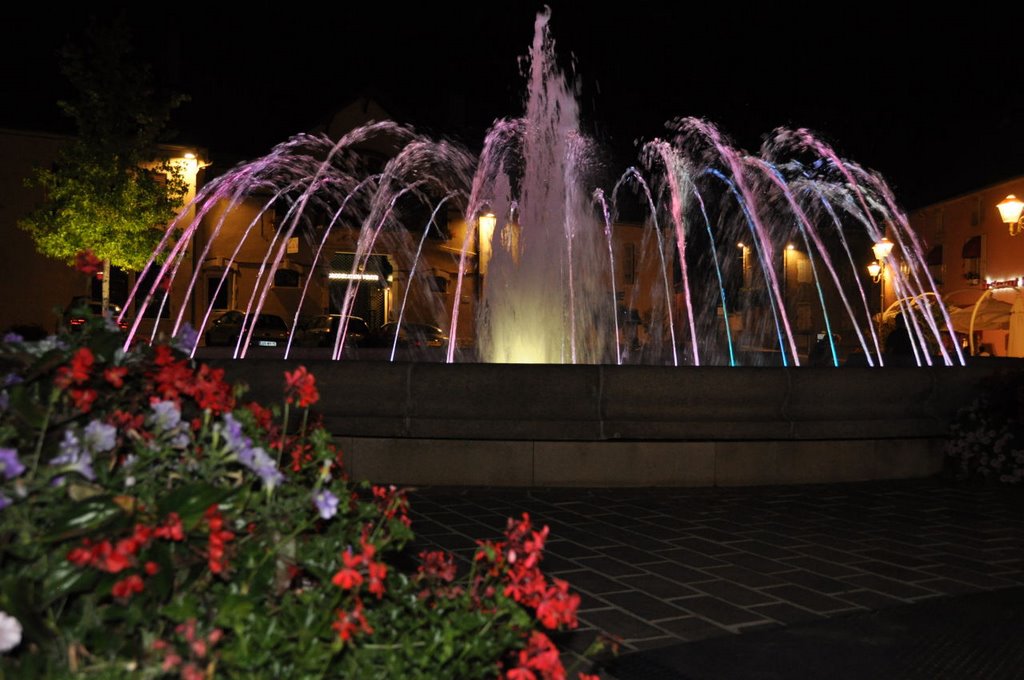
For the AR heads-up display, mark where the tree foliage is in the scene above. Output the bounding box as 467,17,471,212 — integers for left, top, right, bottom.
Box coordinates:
18,15,189,272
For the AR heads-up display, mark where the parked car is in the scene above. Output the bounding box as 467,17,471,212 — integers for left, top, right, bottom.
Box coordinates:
370,322,448,349
299,314,371,348
204,310,291,348
61,296,129,333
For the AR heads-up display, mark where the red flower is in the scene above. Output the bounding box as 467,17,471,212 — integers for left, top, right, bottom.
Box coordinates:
111,574,144,599
331,567,363,590
367,561,388,599
289,442,313,472
284,366,319,407
74,249,102,276
534,579,580,630
331,548,365,590
67,540,96,567
517,631,564,680
246,401,274,431
144,561,160,576
150,347,195,404
93,540,132,573
69,387,98,413
204,505,234,575
332,598,373,642
54,347,95,390
191,363,234,413
154,513,184,541
110,409,145,435
104,365,128,388
418,550,457,582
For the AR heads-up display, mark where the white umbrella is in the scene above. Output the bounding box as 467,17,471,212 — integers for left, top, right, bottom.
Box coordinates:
1008,295,1024,357
947,298,1012,333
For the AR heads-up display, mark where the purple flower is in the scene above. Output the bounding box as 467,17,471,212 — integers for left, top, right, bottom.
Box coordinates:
0,392,7,412
2,373,21,387
0,494,9,511
82,420,117,453
2,332,23,345
149,400,182,432
314,489,339,520
172,323,199,353
218,415,283,490
49,430,95,481
0,449,24,480
240,446,283,491
220,413,251,452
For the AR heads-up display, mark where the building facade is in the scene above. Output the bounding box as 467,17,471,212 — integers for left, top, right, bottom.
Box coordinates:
907,175,1024,357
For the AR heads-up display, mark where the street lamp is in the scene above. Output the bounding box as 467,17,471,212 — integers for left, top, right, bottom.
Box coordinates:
478,212,496,277
867,260,884,283
867,238,893,332
476,211,497,302
867,237,893,283
997,194,1024,236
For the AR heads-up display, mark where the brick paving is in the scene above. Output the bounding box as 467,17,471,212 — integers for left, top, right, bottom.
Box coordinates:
406,478,1024,673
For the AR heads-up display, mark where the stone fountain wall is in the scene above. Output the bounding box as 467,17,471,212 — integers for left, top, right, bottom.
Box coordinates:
211,360,1009,487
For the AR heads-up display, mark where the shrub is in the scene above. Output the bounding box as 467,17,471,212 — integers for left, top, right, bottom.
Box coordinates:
945,369,1024,484
0,318,601,678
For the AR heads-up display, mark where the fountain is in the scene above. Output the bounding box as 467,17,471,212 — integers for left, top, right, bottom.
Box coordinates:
118,9,991,487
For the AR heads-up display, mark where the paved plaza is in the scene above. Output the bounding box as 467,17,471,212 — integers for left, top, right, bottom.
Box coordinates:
407,478,1024,678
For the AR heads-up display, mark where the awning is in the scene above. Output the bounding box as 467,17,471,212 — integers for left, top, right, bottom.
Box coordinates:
962,236,981,259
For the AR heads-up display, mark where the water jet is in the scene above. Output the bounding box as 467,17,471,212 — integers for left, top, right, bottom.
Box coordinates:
122,9,987,487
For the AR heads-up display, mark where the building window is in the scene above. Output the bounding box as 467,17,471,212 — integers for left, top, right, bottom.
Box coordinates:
273,269,301,288
207,273,234,311
962,236,982,285
926,244,944,286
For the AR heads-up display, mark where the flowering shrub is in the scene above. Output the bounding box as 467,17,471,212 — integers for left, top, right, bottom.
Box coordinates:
945,369,1024,484
0,315,602,678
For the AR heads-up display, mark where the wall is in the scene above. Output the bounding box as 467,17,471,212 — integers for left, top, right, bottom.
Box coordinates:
210,359,999,487
0,129,83,334
908,176,1024,356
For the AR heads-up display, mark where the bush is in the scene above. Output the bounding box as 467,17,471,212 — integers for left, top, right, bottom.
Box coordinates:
945,369,1024,484
0,318,602,678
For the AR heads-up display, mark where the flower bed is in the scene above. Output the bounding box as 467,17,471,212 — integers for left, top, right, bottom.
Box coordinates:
0,316,603,678
945,369,1024,484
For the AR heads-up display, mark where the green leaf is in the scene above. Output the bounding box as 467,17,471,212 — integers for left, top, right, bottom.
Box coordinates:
40,496,125,542
42,560,100,605
156,482,234,528
160,594,199,622
214,593,256,630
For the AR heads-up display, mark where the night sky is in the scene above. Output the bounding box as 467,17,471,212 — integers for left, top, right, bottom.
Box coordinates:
3,2,1021,210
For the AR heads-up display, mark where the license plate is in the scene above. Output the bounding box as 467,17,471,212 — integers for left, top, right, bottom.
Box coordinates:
258,340,278,347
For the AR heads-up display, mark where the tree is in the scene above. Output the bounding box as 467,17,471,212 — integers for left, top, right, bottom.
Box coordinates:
18,15,189,311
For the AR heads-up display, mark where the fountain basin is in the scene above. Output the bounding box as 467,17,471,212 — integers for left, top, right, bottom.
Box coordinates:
210,360,1006,487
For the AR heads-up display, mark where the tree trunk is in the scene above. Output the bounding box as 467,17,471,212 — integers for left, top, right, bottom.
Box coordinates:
102,258,111,317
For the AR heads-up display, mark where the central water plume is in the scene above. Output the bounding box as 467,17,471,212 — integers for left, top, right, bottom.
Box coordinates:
123,8,963,368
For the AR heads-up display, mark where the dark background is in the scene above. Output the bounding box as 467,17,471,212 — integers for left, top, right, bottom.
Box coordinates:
3,2,1021,209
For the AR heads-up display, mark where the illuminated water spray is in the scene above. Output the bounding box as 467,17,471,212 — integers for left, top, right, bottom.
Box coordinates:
123,8,962,367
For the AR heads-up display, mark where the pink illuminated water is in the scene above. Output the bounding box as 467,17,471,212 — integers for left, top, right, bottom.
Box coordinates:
122,8,962,367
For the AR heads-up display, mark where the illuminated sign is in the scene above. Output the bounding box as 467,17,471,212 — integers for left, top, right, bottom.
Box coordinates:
983,277,1023,291
328,272,380,281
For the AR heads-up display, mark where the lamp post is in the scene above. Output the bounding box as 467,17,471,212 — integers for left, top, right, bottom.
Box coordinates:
867,237,894,334
783,243,795,305
997,194,1024,236
477,211,496,299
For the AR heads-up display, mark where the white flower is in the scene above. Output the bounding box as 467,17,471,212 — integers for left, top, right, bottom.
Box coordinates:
0,611,22,653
